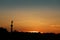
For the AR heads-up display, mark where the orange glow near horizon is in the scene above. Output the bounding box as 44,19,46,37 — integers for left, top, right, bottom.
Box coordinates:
27,31,39,33
0,8,60,33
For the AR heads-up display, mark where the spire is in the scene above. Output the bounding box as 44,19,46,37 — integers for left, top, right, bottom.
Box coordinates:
11,20,13,33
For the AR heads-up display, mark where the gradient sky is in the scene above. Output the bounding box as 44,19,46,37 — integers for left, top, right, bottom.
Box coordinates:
0,0,60,33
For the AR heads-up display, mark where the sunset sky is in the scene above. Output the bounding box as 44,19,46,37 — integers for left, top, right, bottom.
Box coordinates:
0,0,60,33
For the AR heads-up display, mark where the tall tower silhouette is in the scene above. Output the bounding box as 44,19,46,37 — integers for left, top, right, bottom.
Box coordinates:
11,20,13,32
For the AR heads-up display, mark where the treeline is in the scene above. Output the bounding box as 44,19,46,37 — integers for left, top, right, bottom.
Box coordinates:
0,27,60,40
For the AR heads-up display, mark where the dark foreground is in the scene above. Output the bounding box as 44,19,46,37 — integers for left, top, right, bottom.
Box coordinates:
0,28,60,40
0,32,60,40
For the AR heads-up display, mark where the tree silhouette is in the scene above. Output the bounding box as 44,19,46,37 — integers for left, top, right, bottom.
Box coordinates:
0,27,8,33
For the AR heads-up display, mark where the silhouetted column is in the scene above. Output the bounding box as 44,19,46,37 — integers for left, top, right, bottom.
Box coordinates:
11,20,13,33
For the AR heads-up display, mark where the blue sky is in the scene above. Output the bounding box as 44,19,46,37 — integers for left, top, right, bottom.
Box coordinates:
0,0,60,8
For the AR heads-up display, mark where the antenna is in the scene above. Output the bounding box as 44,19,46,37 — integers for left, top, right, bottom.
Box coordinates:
11,20,13,33
10,16,15,33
